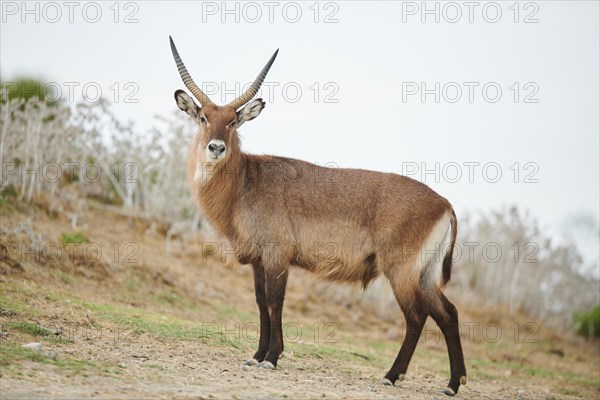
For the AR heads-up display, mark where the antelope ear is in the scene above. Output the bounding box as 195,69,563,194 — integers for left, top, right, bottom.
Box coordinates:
174,90,201,122
235,98,265,128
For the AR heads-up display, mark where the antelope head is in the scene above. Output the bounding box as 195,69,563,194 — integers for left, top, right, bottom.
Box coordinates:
170,36,278,165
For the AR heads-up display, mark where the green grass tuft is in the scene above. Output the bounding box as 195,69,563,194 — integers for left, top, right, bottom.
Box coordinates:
2,321,53,337
59,232,88,245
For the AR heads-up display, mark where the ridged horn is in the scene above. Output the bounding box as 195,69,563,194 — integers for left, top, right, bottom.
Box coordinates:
227,49,279,110
169,36,212,106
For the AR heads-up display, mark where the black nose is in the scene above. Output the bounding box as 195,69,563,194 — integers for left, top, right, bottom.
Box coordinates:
208,143,226,156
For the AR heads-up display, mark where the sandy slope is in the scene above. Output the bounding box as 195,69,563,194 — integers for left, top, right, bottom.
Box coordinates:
0,198,598,399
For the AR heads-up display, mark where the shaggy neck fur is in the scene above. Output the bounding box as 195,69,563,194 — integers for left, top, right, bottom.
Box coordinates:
188,129,244,240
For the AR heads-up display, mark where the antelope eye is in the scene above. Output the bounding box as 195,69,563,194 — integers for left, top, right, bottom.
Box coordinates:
199,116,206,123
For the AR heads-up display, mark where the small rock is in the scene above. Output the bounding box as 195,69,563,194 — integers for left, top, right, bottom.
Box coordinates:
22,342,43,352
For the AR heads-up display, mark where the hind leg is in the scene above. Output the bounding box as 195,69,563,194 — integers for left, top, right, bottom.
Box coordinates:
382,291,428,385
429,291,467,396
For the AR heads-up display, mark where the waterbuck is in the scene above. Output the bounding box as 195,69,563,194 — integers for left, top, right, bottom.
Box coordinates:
169,36,467,396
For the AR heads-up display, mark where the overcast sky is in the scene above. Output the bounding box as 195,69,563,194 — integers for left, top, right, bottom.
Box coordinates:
1,1,599,264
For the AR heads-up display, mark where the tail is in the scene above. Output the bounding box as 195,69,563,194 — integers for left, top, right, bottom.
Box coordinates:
441,209,457,287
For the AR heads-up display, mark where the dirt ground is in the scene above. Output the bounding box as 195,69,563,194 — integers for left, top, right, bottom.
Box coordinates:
1,196,599,399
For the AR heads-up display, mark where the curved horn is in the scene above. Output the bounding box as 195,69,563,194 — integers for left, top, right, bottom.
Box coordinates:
227,49,279,110
169,36,212,106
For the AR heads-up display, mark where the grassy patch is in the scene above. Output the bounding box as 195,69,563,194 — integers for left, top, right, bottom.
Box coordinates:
1,321,53,337
0,342,118,377
214,304,256,323
0,342,48,366
468,358,507,381
124,276,142,292
51,270,74,284
0,295,29,316
141,363,166,371
2,279,228,346
290,340,379,366
154,290,198,310
64,297,247,350
468,355,600,392
59,232,88,245
557,387,584,398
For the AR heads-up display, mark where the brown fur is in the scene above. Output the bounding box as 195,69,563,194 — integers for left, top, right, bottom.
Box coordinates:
191,142,453,286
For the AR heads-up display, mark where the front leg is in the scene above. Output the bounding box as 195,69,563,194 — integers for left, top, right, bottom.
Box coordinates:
258,265,289,369
244,263,270,366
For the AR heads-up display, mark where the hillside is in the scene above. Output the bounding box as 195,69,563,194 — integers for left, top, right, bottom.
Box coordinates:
1,193,599,399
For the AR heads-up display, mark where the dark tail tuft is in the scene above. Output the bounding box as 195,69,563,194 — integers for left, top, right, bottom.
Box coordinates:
442,209,457,287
